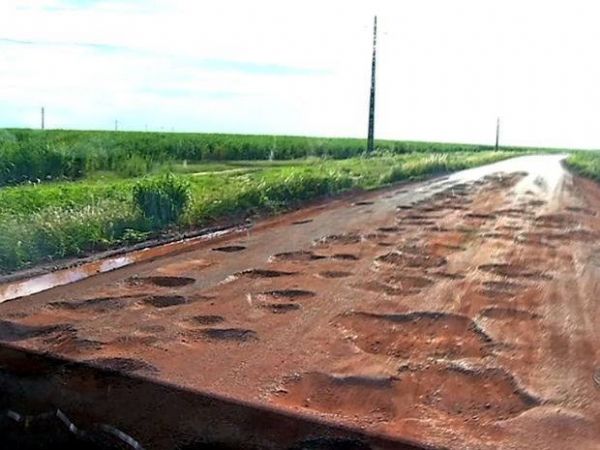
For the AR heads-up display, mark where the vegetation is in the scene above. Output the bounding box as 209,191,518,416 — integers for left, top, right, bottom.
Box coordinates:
0,150,519,274
565,151,600,181
0,128,547,187
133,174,191,226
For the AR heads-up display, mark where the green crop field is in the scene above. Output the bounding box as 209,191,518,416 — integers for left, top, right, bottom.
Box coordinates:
0,128,562,274
0,128,554,186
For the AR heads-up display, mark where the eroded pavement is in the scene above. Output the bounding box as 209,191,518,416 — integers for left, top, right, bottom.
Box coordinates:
1,154,600,449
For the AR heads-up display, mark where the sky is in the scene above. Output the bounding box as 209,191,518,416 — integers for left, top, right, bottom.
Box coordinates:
1,0,599,149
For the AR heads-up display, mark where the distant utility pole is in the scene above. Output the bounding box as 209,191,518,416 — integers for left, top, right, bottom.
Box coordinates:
115,120,118,132
367,15,378,153
41,107,45,130
495,117,500,151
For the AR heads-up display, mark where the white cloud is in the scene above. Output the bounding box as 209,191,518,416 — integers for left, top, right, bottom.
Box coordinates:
0,0,599,148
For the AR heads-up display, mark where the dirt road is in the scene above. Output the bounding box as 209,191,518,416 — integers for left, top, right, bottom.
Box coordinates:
1,154,599,449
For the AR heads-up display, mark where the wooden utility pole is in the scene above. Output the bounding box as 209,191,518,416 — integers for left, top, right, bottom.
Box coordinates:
367,15,377,153
41,107,45,130
495,117,500,151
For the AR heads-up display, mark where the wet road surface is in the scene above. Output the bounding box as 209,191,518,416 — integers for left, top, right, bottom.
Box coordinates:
1,154,600,449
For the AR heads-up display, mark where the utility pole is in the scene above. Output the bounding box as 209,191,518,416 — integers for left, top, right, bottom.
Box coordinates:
367,15,377,153
495,117,500,151
115,120,118,132
41,107,45,130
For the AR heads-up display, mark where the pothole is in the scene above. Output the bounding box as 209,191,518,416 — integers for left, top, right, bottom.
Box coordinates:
292,219,313,225
193,328,258,342
330,253,359,261
235,269,297,278
260,303,301,313
142,295,188,308
259,289,316,300
212,245,246,253
383,274,435,290
0,321,73,342
48,295,142,312
354,201,374,206
189,315,226,325
85,357,158,374
376,251,447,269
377,226,402,233
482,280,525,292
42,331,104,353
318,271,353,279
353,281,406,296
478,263,552,280
315,234,362,245
480,307,540,320
534,213,577,229
271,251,326,262
127,276,195,287
333,311,493,360
465,213,497,220
274,365,539,422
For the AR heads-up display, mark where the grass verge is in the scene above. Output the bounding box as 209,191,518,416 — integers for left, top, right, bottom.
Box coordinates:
0,151,518,273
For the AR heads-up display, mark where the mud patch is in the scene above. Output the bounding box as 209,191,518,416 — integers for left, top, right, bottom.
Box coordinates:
142,295,188,308
85,357,158,374
128,276,195,287
318,271,353,279
212,245,246,253
480,307,540,320
195,328,258,342
271,251,326,262
334,311,493,360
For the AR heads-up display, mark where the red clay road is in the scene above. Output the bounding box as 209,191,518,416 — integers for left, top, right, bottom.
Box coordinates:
1,154,599,449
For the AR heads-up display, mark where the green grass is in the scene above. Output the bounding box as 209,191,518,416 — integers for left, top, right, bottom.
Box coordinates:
0,151,520,274
565,151,600,181
0,128,557,187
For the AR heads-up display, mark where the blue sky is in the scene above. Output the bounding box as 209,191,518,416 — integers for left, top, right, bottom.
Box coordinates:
1,0,600,149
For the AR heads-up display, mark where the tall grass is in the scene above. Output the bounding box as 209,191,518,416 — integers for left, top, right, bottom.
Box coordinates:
565,151,600,181
0,151,519,273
